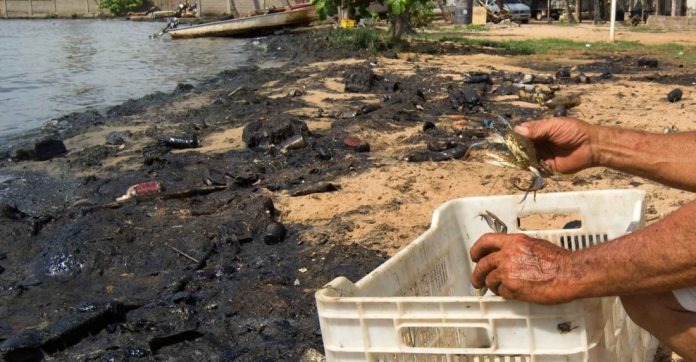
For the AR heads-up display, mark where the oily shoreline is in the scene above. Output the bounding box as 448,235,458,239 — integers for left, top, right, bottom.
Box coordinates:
0,29,692,360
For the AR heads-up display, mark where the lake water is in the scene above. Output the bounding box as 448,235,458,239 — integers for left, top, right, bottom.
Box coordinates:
0,19,252,141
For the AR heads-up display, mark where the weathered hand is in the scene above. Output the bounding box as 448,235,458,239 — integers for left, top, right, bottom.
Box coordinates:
470,233,575,304
514,117,598,174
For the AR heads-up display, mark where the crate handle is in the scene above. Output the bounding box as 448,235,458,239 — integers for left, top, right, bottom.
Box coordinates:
397,321,495,351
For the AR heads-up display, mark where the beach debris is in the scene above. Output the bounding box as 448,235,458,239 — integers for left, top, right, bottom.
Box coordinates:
203,168,228,186
516,74,535,84
495,85,519,96
385,82,400,92
545,94,582,109
1,203,28,220
165,242,199,264
149,330,204,354
416,88,426,101
290,182,341,197
242,119,310,149
663,124,679,134
0,301,140,361
555,68,571,79
280,135,307,152
343,66,376,93
174,83,194,94
263,222,287,245
105,131,132,145
449,87,482,110
462,72,492,84
422,121,436,132
300,347,326,362
427,139,458,152
116,181,163,202
482,116,553,202
667,88,683,103
404,146,468,163
357,103,381,116
287,89,303,97
600,72,612,80
553,105,568,117
573,74,591,84
384,52,399,59
10,138,68,162
533,75,555,84
518,86,555,104
160,135,200,149
344,136,370,152
315,146,332,160
638,57,658,68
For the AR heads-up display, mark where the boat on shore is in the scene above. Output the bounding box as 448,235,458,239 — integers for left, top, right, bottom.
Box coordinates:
168,4,316,38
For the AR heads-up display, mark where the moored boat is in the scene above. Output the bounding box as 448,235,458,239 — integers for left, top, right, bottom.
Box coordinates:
168,5,316,39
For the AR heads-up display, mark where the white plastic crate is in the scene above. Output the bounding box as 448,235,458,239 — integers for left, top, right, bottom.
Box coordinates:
315,190,659,362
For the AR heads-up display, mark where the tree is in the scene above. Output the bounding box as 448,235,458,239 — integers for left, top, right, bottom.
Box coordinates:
564,0,576,22
311,0,431,41
593,0,601,23
99,0,148,15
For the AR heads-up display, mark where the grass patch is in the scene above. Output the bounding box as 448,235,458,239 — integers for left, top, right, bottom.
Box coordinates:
452,24,488,32
326,28,393,54
411,34,696,61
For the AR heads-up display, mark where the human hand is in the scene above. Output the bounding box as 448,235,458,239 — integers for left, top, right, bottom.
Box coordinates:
514,117,598,174
470,233,575,304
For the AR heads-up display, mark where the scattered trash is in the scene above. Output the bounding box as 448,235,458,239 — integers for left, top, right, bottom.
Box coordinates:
116,181,163,202
10,138,68,162
105,131,132,146
242,119,310,149
532,75,554,84
280,135,307,152
667,88,683,103
357,103,381,116
263,222,287,245
416,89,426,101
517,74,535,84
344,136,370,152
663,124,679,134
160,135,200,149
294,278,301,286
427,140,458,152
343,66,376,93
555,68,571,79
600,72,612,80
462,72,492,84
0,203,28,220
404,146,468,162
300,347,326,362
385,82,400,92
290,182,341,197
449,88,482,110
638,58,658,68
545,94,582,109
553,105,568,117
287,89,303,97
422,121,436,132
315,146,332,160
574,74,591,84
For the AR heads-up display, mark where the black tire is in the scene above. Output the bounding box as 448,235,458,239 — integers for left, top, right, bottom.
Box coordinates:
535,11,543,20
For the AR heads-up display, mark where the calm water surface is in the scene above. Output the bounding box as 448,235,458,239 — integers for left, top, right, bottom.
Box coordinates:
0,19,251,140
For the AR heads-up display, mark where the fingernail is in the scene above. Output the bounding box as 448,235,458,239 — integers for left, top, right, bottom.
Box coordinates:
514,125,530,136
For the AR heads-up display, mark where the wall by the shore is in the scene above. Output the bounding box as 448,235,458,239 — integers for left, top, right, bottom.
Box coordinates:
1,0,298,17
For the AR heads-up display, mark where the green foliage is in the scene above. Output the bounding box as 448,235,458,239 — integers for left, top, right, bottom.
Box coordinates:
311,0,430,35
326,28,389,53
99,0,148,16
408,1,435,28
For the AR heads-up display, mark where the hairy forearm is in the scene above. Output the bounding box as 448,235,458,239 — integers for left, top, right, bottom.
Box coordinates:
591,126,696,192
567,200,696,299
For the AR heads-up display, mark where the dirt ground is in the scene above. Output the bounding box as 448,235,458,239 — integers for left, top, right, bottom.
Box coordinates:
462,22,696,45
0,24,692,360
